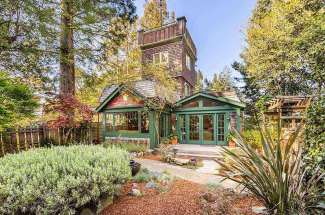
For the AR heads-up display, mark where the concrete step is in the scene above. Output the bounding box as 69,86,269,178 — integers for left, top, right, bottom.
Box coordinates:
170,144,226,160
176,153,223,160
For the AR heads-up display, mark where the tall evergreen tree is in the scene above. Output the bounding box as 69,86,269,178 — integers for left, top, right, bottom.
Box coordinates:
205,66,234,92
194,70,204,92
0,0,137,97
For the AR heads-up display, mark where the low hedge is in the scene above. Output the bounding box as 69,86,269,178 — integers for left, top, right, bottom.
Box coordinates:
0,145,131,214
103,142,148,153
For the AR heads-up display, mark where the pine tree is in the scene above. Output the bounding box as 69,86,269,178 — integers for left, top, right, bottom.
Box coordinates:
205,66,234,92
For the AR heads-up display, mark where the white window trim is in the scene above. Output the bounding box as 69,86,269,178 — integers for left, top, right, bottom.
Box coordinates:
153,51,169,65
184,82,190,97
186,54,192,70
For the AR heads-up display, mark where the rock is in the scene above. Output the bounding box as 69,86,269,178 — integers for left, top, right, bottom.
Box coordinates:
252,206,267,214
188,158,197,166
130,188,142,197
145,181,158,189
202,192,219,203
174,158,189,166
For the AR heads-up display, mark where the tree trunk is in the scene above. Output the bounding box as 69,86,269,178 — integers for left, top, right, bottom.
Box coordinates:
60,0,75,97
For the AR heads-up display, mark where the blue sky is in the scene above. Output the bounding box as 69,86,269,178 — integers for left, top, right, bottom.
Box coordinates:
135,0,257,81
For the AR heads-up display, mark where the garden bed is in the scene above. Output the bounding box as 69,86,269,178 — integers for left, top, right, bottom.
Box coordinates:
101,178,262,215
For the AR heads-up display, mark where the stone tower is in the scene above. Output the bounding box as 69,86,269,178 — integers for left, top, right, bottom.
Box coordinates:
138,16,197,99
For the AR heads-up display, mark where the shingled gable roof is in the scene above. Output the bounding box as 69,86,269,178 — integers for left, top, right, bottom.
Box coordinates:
175,90,245,108
96,80,174,112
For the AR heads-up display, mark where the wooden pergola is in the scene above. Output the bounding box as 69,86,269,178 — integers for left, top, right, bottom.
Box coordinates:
264,96,313,130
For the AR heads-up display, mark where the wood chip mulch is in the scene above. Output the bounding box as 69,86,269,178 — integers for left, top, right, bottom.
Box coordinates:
142,154,162,161
101,180,203,215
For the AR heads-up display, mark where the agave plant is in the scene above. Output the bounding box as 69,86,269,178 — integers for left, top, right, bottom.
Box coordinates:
218,125,324,214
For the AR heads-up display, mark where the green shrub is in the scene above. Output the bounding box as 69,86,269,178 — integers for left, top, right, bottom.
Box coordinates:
241,127,278,150
241,129,262,149
132,168,153,183
304,96,325,175
219,127,324,214
103,141,147,153
0,145,131,214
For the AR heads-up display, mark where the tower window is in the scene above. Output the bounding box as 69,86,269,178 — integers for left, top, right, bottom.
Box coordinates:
184,82,190,97
186,54,192,70
153,52,169,64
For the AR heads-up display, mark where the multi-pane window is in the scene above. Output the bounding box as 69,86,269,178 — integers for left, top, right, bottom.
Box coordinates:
217,114,225,141
141,112,149,133
115,112,138,132
184,82,190,97
105,111,150,133
153,52,168,64
186,54,192,70
106,113,114,132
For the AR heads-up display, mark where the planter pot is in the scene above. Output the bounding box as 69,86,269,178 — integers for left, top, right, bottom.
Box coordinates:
171,138,178,145
130,160,141,176
228,140,236,148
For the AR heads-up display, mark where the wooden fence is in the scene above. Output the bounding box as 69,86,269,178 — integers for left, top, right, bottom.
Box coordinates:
0,123,103,157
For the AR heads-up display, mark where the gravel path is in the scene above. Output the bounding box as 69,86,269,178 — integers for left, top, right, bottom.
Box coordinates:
135,158,239,190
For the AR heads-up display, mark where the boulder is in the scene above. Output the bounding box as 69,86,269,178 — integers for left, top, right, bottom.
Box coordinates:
129,188,142,197
145,181,158,189
174,158,189,166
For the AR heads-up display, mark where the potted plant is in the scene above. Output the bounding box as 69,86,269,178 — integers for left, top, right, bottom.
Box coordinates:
169,134,178,145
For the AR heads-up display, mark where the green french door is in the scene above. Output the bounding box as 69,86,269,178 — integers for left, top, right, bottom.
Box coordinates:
178,113,228,145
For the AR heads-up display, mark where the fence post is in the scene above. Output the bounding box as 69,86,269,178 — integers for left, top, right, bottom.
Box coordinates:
24,128,28,150
30,127,34,148
16,128,20,152
58,128,61,145
0,133,5,156
37,125,41,147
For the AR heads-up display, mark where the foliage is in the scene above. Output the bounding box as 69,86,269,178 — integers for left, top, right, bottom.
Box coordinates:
239,0,325,96
132,168,173,188
0,145,131,214
141,0,168,29
0,0,136,96
218,126,324,214
205,66,235,92
103,141,148,153
194,70,204,92
242,129,268,150
132,168,154,183
304,96,325,175
45,94,93,128
232,61,262,115
0,71,38,130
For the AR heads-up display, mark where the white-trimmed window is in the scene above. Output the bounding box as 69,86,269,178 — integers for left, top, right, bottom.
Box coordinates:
184,82,190,97
153,52,169,64
186,54,192,70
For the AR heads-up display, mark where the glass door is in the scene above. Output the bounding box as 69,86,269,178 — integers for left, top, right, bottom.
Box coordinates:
189,115,200,144
203,114,214,144
216,113,227,145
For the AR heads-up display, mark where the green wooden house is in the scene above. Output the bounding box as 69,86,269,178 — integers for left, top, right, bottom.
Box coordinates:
96,80,245,149
96,16,245,149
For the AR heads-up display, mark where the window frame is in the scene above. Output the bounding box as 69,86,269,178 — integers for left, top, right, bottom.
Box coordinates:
104,110,149,134
153,51,169,65
184,82,190,97
186,54,192,70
